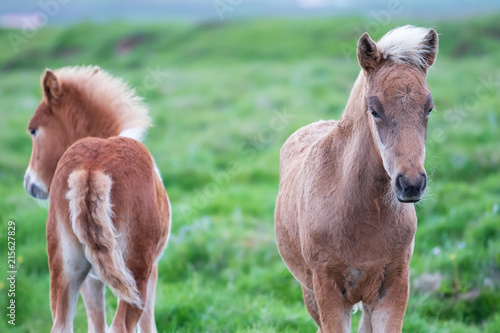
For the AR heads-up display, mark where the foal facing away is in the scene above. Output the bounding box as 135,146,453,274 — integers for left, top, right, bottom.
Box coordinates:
275,26,438,332
24,66,171,332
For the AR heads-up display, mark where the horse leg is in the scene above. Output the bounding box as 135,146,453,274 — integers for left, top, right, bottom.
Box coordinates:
81,270,107,333
371,270,410,333
48,226,90,333
109,247,152,333
301,285,322,330
312,269,351,333
358,303,373,333
138,264,159,333
109,274,149,333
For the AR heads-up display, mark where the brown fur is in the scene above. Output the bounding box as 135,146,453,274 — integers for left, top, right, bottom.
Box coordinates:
24,66,170,333
275,27,438,332
26,66,150,197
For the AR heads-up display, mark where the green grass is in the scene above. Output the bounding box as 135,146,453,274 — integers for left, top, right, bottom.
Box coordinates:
0,14,500,332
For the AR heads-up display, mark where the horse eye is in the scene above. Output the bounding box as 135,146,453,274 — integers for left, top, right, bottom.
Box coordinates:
370,108,380,118
29,128,37,136
427,107,433,116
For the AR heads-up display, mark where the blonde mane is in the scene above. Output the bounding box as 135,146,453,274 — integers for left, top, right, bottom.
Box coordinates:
53,65,151,141
377,25,436,68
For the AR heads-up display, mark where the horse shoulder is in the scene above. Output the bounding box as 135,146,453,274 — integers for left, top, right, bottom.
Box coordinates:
279,120,337,179
276,121,341,244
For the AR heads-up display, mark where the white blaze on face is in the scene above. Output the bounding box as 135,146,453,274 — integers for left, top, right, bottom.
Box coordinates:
369,116,394,178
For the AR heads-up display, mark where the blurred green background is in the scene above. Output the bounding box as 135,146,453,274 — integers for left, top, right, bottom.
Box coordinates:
0,1,500,332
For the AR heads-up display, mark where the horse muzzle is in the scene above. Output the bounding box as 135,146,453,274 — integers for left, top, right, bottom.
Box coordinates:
394,171,427,203
24,169,49,200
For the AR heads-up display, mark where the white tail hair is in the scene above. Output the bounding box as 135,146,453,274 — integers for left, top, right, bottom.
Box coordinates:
66,169,143,308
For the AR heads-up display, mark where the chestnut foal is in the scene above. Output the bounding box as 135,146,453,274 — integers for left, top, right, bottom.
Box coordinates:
275,26,438,332
24,66,171,333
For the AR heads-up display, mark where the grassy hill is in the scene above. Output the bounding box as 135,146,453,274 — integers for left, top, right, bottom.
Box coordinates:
0,15,499,332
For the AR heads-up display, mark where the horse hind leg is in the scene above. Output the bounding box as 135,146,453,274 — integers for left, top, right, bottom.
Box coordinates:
88,265,157,333
109,273,150,333
81,270,107,333
110,247,155,332
138,264,159,333
48,221,91,333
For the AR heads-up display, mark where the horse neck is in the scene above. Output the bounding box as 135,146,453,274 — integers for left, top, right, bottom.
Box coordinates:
60,95,124,143
335,72,391,205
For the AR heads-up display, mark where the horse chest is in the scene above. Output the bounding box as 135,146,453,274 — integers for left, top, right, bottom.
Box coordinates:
301,204,416,265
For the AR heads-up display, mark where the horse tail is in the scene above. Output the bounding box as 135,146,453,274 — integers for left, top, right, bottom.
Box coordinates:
66,169,142,309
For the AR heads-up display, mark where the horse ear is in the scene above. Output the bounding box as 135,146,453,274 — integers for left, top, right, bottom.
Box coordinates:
43,69,59,101
357,32,380,74
421,29,438,69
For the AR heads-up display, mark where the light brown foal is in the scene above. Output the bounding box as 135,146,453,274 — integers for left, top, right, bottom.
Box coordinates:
275,26,438,332
24,66,171,333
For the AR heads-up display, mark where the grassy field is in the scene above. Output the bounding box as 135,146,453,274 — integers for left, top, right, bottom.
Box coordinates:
0,14,500,332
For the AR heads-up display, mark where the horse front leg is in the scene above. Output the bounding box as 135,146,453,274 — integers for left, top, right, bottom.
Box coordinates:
358,303,373,333
370,267,410,333
312,267,352,333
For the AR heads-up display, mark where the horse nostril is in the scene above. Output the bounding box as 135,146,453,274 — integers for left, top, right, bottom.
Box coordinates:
395,173,405,192
419,172,427,191
29,183,37,197
395,172,426,202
